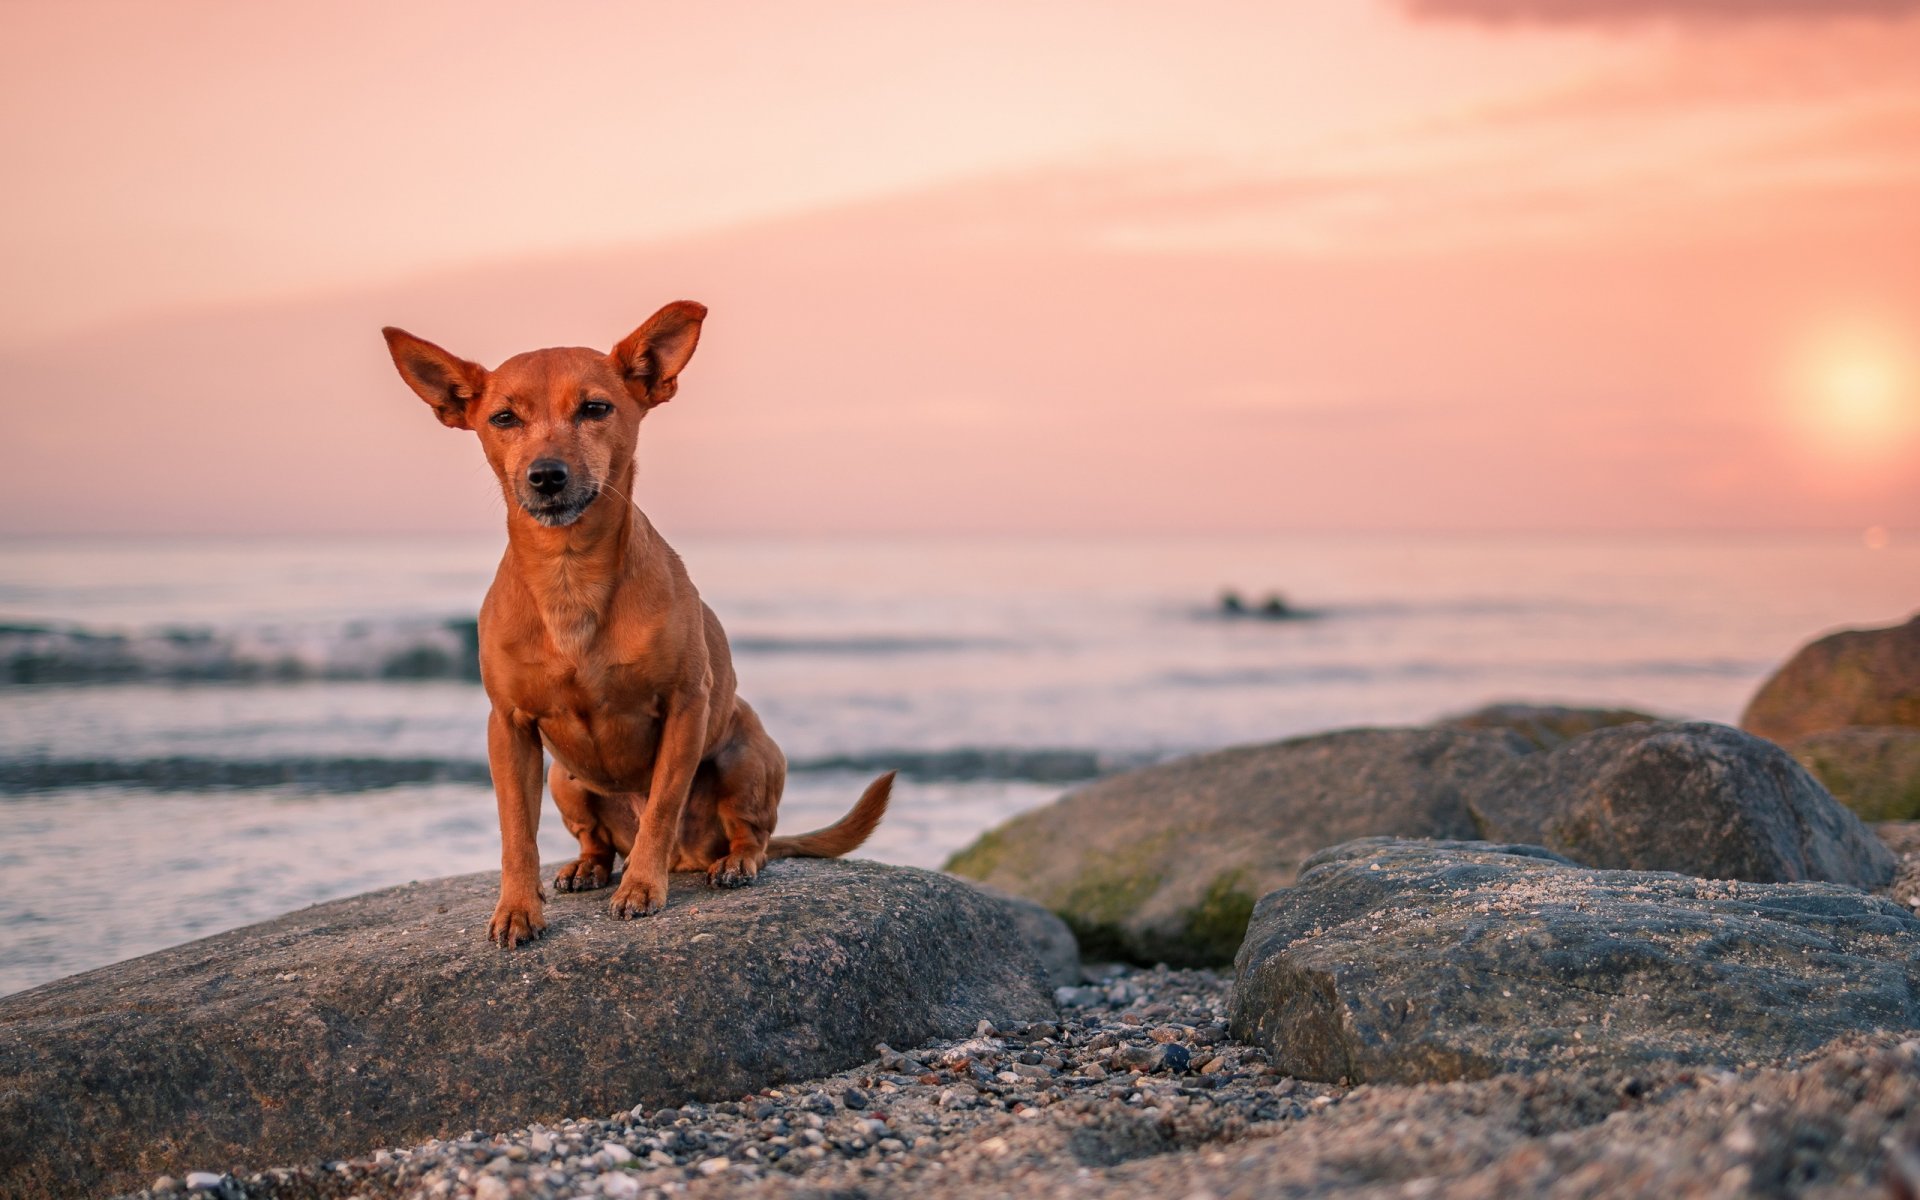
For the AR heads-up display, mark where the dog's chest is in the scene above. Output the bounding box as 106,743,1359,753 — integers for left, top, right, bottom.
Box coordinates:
527,664,669,792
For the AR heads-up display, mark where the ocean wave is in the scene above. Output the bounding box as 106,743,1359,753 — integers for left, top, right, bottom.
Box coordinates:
0,620,999,686
730,635,998,655
0,619,482,685
0,746,1125,795
1160,657,1768,688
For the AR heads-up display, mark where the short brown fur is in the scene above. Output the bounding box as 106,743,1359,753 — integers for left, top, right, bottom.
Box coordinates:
382,303,893,947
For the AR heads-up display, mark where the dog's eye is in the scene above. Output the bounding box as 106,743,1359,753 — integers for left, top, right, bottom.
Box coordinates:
579,400,614,421
488,411,520,429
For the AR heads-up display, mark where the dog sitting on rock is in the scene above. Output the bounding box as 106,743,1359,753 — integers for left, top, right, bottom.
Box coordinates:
382,302,893,946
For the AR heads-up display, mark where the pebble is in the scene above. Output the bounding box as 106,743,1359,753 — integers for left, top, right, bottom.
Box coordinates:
598,1173,640,1198
473,1176,510,1200
598,1143,634,1166
184,1172,224,1191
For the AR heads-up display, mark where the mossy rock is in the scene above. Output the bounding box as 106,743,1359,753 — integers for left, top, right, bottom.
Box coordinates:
944,727,1519,966
1742,613,1920,743
1439,703,1664,750
1789,727,1920,822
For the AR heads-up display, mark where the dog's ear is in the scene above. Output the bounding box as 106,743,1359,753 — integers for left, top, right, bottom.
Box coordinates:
382,328,489,429
611,301,707,406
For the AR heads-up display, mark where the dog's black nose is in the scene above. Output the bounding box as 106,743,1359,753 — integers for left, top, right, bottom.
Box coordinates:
527,459,569,497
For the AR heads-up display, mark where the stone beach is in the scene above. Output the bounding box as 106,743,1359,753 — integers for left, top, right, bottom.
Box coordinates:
127,965,1920,1200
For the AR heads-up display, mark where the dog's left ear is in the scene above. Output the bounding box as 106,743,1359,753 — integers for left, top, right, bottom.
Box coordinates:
611,301,707,406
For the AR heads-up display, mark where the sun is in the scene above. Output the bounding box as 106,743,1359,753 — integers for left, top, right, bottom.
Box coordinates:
1787,322,1918,455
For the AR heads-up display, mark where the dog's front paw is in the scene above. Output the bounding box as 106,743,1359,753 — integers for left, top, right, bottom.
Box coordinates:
554,854,613,892
706,852,763,889
608,872,667,919
487,894,547,948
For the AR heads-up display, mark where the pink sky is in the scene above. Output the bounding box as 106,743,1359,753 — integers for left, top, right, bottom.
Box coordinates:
2,0,1916,534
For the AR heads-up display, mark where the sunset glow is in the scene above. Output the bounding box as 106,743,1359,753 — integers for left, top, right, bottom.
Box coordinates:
1790,322,1919,457
1,1,1917,534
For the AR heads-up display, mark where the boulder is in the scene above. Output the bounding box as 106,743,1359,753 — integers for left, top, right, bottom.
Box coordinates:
949,720,1891,968
945,728,1526,966
1467,721,1896,889
0,858,1063,1200
1742,612,1920,743
1437,702,1663,749
1788,727,1920,822
958,881,1084,989
1229,839,1920,1085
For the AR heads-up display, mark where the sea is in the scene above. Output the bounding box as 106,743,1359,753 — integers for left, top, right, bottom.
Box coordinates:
1,531,1913,995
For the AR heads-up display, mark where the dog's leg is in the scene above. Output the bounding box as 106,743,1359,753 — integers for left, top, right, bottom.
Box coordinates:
486,708,547,947
608,690,709,919
549,764,615,892
706,722,784,889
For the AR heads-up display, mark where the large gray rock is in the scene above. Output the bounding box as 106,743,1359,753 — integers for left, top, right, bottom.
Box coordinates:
0,858,1064,1200
1468,721,1896,889
1230,839,1920,1085
1742,612,1920,743
958,881,1084,989
945,728,1525,966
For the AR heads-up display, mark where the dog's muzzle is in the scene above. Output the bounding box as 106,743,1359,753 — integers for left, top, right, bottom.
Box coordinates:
520,458,596,526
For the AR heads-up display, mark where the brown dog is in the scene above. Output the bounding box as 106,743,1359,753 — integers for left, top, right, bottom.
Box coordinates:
382,302,893,947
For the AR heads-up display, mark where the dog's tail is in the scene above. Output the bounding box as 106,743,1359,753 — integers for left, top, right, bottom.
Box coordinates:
766,771,894,859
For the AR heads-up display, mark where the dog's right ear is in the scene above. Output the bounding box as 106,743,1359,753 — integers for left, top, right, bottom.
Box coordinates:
382,328,488,429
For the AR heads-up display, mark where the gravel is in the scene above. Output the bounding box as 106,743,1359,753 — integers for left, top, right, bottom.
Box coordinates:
128,960,1920,1200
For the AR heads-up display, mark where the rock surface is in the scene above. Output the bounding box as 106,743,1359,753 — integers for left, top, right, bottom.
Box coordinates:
1790,726,1920,822
1230,839,1920,1085
945,728,1523,965
1742,611,1920,743
957,882,1084,989
0,858,1065,1200
1438,702,1664,749
1468,721,1896,889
